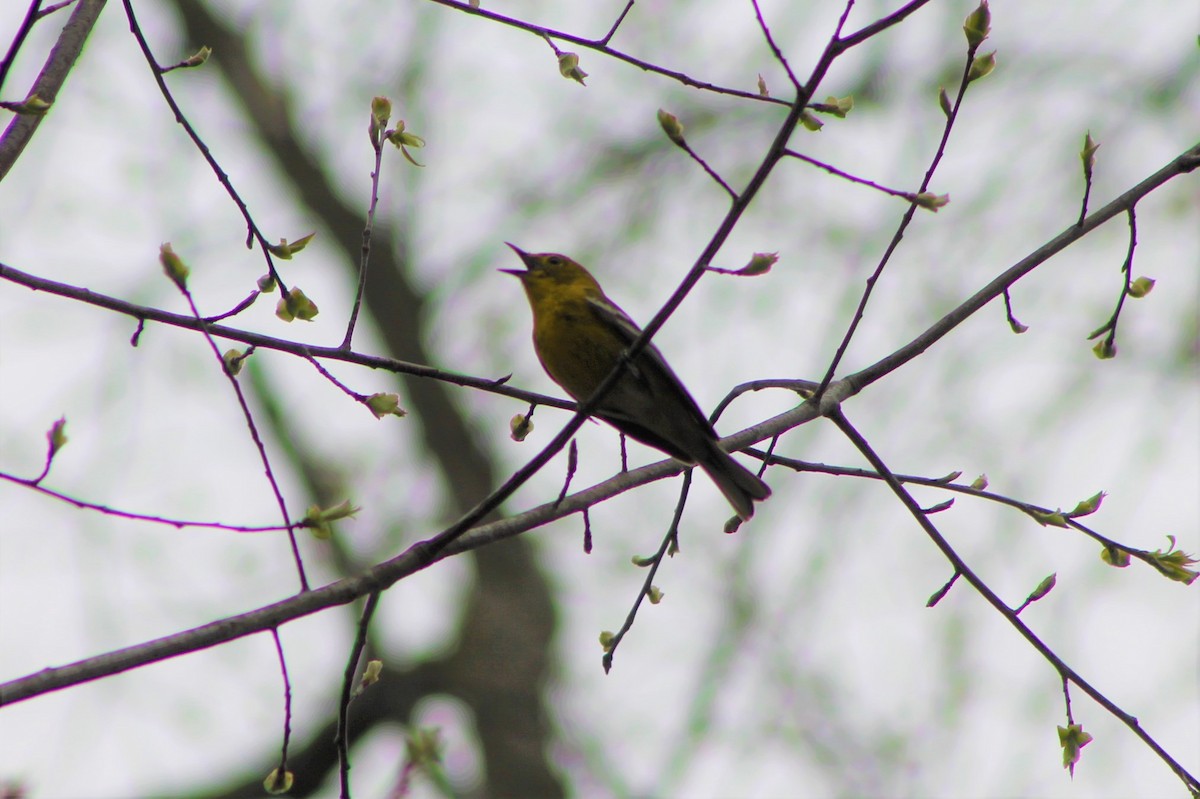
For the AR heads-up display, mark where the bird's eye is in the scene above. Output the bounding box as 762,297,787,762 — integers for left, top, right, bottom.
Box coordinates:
547,256,563,266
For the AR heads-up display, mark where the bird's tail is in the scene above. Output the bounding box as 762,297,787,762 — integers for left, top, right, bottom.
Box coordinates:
700,443,771,521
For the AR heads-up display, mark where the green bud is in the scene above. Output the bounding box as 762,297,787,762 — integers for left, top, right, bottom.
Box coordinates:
1100,545,1131,568
914,191,950,212
938,86,953,118
736,252,778,276
967,51,997,82
371,96,392,128
558,52,588,85
360,658,383,689
1068,490,1105,517
303,500,361,539
798,110,823,131
256,273,277,293
222,348,248,376
923,499,955,514
180,46,212,68
969,474,989,490
599,630,615,651
276,287,319,322
159,243,190,289
46,417,68,457
931,470,963,485
1128,276,1155,298
656,108,686,146
1027,508,1069,528
1025,572,1057,603
757,73,769,97
1080,132,1100,180
263,768,294,795
2,93,51,115
963,2,991,47
1092,339,1117,359
647,585,665,604
509,413,533,441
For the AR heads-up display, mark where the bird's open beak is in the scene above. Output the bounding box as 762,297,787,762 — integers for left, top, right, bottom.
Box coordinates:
500,242,534,276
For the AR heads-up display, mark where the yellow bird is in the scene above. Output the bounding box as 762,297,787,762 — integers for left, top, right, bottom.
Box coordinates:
503,244,771,520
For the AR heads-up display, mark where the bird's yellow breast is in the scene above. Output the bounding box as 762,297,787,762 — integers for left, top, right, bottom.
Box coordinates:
527,287,625,400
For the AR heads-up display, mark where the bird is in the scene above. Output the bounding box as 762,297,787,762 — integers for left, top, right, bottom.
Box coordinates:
502,243,770,520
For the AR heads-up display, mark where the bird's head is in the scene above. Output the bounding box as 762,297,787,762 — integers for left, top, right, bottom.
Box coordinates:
501,243,602,294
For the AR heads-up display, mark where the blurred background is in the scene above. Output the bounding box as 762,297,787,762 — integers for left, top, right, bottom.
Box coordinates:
0,1,1196,797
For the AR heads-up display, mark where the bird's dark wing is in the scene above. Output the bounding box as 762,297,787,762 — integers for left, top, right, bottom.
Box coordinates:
584,294,718,462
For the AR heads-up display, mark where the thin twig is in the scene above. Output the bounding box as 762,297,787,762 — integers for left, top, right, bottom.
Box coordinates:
336,592,380,798
121,0,289,293
174,280,309,590
828,409,1198,794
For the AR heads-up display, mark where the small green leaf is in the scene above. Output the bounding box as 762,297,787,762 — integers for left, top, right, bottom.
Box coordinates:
822,94,854,118
267,231,316,260
798,110,823,131
366,392,406,419
303,500,361,539
385,120,426,166
1057,723,1093,776
1146,535,1199,585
